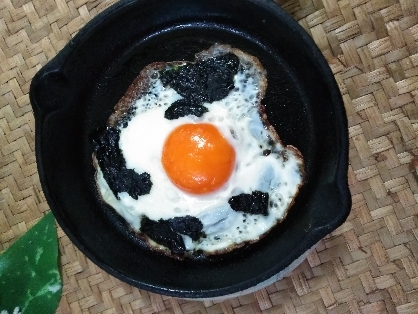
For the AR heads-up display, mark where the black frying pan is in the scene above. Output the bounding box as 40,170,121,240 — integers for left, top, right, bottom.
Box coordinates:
30,0,351,298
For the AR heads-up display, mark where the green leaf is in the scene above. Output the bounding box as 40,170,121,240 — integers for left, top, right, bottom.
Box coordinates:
0,212,62,314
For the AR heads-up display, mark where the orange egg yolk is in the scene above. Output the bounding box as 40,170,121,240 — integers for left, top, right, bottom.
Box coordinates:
162,123,236,194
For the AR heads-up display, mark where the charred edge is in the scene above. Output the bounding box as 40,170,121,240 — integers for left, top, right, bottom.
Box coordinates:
159,53,239,106
164,99,208,120
228,191,269,216
91,126,152,199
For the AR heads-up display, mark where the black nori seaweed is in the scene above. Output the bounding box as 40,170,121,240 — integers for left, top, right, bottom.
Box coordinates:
118,105,138,128
140,215,204,254
228,191,270,216
141,217,186,254
167,215,204,241
91,126,152,199
164,99,208,120
160,53,239,105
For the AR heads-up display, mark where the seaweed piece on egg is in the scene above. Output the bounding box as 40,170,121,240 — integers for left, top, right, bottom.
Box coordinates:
141,217,186,254
167,215,204,241
228,191,269,216
159,53,239,104
91,126,152,199
164,99,208,120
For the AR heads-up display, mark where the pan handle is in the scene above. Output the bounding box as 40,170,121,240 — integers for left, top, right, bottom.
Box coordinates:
30,70,70,117
308,181,351,238
29,40,77,117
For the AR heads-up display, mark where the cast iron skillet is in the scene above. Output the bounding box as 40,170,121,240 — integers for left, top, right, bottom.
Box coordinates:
30,0,351,298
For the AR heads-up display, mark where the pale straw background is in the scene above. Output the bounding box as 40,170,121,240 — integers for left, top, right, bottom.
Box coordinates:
1,0,418,313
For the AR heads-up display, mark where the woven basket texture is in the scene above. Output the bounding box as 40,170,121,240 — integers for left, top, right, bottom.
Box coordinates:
1,0,418,313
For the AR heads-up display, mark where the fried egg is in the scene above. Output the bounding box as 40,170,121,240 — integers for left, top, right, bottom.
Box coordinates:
95,46,303,254
95,46,304,254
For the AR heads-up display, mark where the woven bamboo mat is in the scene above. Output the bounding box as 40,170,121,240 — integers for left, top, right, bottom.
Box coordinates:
1,0,418,313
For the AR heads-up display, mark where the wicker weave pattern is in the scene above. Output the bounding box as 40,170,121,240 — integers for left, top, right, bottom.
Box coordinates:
1,0,417,313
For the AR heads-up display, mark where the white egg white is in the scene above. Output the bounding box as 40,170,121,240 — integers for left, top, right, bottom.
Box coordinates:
97,62,304,253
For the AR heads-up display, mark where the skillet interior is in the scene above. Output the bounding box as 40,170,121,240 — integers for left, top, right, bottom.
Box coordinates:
30,0,351,298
